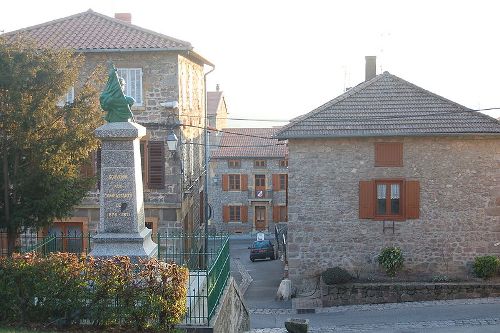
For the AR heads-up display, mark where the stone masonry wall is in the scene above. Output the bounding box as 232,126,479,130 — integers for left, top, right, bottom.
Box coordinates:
287,136,500,290
209,158,289,234
321,282,500,307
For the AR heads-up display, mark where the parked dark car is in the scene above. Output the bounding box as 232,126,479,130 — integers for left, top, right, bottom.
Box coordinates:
249,240,275,261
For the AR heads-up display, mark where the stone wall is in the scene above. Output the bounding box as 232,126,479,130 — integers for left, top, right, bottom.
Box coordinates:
209,158,289,234
321,282,500,307
211,277,250,333
287,136,500,290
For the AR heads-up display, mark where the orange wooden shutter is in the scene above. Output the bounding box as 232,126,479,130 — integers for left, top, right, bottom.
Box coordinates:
405,180,420,219
223,206,230,222
148,141,165,189
272,174,279,191
241,174,248,191
273,205,280,222
359,180,375,219
240,206,248,222
222,174,229,191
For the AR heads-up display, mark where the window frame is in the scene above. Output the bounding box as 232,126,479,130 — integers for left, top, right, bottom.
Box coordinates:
254,160,266,168
228,174,241,191
228,159,241,168
374,179,404,220
116,67,143,106
279,159,288,168
279,174,288,191
229,206,241,222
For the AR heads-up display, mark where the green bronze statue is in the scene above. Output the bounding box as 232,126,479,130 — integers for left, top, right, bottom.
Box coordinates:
100,64,135,122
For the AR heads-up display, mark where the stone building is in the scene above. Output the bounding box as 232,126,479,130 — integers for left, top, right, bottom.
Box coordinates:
209,128,288,234
3,10,213,247
206,84,229,157
276,58,500,290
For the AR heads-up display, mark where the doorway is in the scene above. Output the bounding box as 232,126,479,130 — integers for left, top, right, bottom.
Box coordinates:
254,206,267,231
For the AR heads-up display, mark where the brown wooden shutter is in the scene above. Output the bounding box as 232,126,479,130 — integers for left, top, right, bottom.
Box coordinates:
273,205,280,222
240,206,248,222
405,180,420,219
241,174,248,191
148,141,165,189
272,174,279,191
359,180,375,219
375,142,403,167
222,174,229,191
223,206,230,223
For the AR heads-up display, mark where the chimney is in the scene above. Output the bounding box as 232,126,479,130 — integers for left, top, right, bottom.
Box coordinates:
115,13,132,24
365,56,376,81
216,84,220,92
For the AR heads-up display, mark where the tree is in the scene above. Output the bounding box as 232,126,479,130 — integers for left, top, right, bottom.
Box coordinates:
0,37,104,255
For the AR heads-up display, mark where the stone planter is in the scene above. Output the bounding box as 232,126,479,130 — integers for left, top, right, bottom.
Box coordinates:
285,318,309,333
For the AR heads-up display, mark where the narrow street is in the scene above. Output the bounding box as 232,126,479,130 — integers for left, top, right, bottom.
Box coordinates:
229,236,500,332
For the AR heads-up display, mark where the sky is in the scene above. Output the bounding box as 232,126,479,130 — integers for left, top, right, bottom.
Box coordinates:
1,0,500,127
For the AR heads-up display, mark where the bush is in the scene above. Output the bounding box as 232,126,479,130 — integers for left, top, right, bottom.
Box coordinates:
378,247,404,277
321,267,353,285
473,256,500,279
0,253,189,331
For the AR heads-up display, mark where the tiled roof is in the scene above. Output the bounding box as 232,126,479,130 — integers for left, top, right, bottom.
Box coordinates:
2,9,194,52
207,91,223,115
211,128,288,159
276,72,500,139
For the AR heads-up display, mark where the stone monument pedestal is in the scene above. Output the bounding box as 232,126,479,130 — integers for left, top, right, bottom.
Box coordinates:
90,122,157,259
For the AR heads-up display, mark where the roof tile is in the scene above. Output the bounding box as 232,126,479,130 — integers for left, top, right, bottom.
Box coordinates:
211,128,288,159
2,9,192,51
276,72,500,139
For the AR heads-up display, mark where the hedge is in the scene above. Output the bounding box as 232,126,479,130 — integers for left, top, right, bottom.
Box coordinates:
0,253,188,331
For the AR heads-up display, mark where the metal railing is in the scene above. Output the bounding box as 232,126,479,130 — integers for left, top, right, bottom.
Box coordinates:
0,231,92,257
248,189,273,200
157,231,230,325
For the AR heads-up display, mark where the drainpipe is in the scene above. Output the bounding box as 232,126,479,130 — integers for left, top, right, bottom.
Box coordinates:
204,64,215,268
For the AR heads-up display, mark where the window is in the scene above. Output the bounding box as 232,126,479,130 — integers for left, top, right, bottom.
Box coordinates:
254,160,266,168
273,174,288,191
229,206,241,221
223,205,248,222
376,180,402,218
255,175,266,187
222,174,248,191
229,174,241,190
375,142,403,167
228,160,241,168
116,68,143,105
56,87,75,106
279,159,288,167
359,179,420,220
273,205,288,222
279,174,288,190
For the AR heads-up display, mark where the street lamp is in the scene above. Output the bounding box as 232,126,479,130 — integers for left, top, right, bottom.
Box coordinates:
165,130,178,151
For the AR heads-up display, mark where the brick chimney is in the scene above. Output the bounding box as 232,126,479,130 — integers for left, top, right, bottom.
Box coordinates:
365,56,376,81
115,13,132,24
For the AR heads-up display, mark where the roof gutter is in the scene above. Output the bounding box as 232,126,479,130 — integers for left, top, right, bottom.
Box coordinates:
276,132,500,140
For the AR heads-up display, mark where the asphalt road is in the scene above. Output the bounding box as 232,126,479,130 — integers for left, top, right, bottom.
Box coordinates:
229,236,290,310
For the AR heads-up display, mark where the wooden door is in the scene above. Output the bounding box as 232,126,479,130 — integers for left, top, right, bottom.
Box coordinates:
255,206,267,231
255,174,266,198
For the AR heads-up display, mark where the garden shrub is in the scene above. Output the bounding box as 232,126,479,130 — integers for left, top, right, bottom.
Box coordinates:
378,247,404,277
0,253,188,331
473,255,500,279
321,266,354,285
